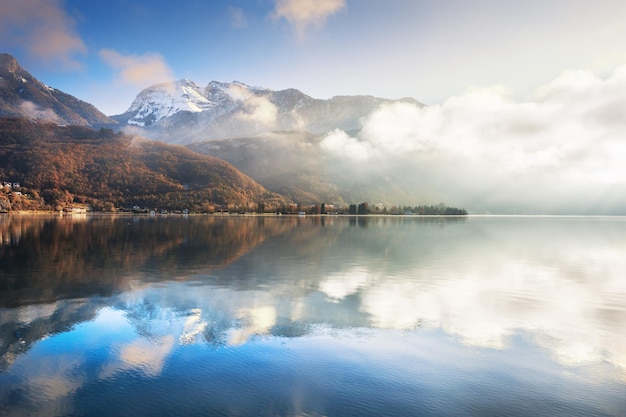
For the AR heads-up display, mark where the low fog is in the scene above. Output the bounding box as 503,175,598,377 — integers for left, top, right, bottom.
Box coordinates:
320,66,626,214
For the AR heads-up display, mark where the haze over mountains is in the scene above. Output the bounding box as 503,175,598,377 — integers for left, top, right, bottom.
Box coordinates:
1,53,625,214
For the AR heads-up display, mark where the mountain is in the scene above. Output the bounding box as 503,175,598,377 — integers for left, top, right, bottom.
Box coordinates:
113,79,422,144
0,55,445,209
112,78,443,206
116,80,265,128
0,117,285,212
189,131,343,204
187,132,441,206
0,54,115,126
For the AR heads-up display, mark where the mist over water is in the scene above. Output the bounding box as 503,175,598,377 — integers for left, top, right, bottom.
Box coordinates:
0,214,624,416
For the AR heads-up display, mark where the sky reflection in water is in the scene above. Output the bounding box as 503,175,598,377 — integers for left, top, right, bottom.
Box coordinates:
0,215,624,416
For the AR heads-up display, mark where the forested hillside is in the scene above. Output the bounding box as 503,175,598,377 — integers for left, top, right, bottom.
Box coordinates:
0,118,285,212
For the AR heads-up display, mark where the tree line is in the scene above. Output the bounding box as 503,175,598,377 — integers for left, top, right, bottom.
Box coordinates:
267,202,467,216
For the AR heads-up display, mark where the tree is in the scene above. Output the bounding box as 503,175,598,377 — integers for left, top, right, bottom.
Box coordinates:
357,202,370,215
0,195,10,212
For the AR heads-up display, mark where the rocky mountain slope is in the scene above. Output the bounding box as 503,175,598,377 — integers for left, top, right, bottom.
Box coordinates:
0,54,116,127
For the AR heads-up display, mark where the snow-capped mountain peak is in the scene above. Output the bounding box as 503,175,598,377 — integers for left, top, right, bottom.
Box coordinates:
123,80,272,127
124,79,274,127
114,78,423,144
126,79,216,126
205,81,268,103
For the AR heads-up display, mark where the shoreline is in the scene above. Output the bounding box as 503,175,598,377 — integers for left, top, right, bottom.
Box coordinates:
2,211,624,218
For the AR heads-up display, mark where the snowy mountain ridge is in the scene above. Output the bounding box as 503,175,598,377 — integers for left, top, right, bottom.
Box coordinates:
114,78,422,144
124,80,270,127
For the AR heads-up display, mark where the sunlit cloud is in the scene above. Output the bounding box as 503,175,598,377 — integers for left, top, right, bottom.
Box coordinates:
271,0,346,38
229,84,279,127
320,65,626,212
321,129,373,161
99,49,175,89
239,95,278,126
0,0,86,70
228,6,247,29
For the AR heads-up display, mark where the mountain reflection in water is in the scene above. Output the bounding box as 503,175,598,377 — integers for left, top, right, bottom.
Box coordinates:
0,214,624,417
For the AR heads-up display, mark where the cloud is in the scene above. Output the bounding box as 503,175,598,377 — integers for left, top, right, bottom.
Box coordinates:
320,64,626,213
321,129,373,161
100,49,175,89
360,250,626,361
99,335,175,379
0,0,86,69
239,95,278,126
228,6,247,29
230,84,278,127
229,306,277,345
357,236,626,368
271,0,346,38
18,101,62,123
310,220,626,369
319,267,372,301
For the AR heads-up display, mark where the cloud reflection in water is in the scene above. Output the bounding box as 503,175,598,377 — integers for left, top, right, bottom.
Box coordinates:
0,215,624,416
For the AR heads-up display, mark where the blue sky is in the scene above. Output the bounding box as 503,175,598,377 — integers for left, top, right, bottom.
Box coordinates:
2,0,625,115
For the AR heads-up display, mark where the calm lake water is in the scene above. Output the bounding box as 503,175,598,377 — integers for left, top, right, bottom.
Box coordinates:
0,214,624,417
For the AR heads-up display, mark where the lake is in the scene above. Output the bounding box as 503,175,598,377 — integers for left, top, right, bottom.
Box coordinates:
0,214,624,416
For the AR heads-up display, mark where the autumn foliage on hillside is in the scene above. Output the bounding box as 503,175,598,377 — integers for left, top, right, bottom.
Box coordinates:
0,118,286,212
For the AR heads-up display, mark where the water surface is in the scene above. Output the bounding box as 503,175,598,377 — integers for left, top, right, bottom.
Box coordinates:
0,215,624,416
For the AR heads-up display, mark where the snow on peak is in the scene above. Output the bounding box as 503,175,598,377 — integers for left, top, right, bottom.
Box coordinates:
127,79,215,126
125,79,270,126
206,81,268,101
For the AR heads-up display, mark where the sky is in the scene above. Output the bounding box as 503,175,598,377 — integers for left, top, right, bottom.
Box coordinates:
1,0,626,115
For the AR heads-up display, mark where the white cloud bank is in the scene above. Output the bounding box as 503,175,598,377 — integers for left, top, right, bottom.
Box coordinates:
320,65,626,213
